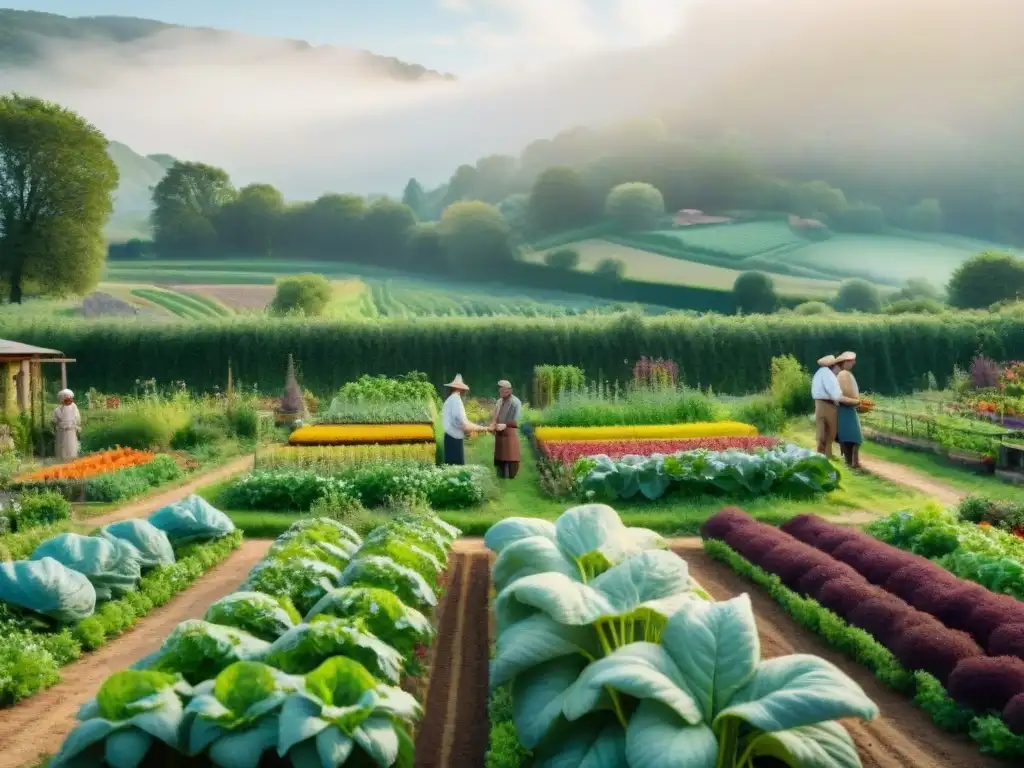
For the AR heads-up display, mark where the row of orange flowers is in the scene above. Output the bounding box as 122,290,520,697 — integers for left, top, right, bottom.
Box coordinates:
15,447,157,483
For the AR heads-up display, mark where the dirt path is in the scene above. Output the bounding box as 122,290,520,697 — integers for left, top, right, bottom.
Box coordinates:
415,551,491,768
0,539,271,768
857,454,963,506
82,454,254,527
670,540,1003,768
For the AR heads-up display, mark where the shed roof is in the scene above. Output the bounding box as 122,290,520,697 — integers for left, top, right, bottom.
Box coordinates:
0,339,63,358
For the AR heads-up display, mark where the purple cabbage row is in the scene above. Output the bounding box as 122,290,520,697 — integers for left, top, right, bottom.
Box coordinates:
701,508,1024,734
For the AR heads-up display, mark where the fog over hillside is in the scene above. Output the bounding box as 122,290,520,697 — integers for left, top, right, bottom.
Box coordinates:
1,0,1022,198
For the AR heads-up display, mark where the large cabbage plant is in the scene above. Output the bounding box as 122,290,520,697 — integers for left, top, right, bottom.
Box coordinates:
182,661,301,767
242,556,342,615
340,555,436,612
485,504,665,593
278,657,421,767
264,616,405,682
51,670,192,767
204,591,302,642
305,586,433,659
133,619,270,685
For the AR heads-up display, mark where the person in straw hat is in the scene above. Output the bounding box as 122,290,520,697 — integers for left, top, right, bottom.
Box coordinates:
490,379,522,479
834,351,863,468
52,389,81,461
441,375,493,465
810,355,843,459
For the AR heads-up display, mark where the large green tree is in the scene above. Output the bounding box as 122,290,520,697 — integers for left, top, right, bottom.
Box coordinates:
151,161,235,252
401,178,425,218
438,201,515,270
217,183,285,254
732,271,778,314
605,182,665,232
527,166,594,235
947,250,1024,309
362,198,416,261
0,94,117,302
296,193,365,256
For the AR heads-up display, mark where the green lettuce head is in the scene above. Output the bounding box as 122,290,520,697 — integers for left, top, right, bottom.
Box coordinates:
134,619,270,685
305,586,433,658
204,591,302,642
278,657,421,768
51,670,191,767
264,616,404,683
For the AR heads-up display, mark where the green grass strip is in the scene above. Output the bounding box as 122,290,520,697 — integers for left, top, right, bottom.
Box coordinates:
702,537,1024,760
171,289,233,318
130,288,206,319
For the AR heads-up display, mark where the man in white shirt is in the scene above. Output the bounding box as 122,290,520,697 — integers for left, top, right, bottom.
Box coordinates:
810,354,843,459
441,374,492,465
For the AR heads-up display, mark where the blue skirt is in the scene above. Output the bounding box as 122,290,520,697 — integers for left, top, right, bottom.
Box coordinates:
837,405,863,445
443,433,465,465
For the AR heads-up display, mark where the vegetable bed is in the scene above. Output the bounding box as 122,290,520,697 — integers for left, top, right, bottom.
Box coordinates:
538,435,780,466
49,510,460,766
701,508,1024,759
533,420,758,442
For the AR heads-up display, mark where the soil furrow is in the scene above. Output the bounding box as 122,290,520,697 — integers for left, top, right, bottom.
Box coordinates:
0,539,271,768
671,540,1004,768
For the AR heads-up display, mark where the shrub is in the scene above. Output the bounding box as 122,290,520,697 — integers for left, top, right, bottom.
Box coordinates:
594,258,625,280
81,411,183,451
813,528,865,555
947,656,1024,713
228,404,260,439
966,597,1024,647
171,420,225,449
796,563,859,598
935,584,994,630
791,301,833,315
10,489,71,530
699,507,752,540
604,182,665,232
769,355,812,417
847,597,919,647
818,577,879,619
270,273,332,317
729,396,786,434
834,279,883,313
732,271,778,315
892,624,983,684
543,248,580,271
948,251,1024,309
884,563,939,601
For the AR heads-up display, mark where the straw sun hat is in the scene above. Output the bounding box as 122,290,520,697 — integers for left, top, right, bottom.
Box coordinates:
445,374,469,391
834,351,857,364
816,355,837,367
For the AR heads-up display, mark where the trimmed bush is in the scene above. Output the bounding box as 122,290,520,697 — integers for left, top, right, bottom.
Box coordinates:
988,623,1024,660
947,656,1024,713
892,624,983,685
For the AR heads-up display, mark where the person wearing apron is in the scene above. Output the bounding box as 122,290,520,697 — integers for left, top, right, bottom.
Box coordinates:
834,351,863,468
491,379,522,479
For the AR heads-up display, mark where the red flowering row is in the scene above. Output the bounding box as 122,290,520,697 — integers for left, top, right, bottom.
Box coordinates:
701,508,1024,734
539,436,779,466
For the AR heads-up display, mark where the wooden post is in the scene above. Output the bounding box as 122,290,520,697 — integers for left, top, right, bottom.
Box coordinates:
60,361,67,390
18,361,29,411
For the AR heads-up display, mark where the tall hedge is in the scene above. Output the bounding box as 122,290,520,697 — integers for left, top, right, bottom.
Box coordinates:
10,314,1023,397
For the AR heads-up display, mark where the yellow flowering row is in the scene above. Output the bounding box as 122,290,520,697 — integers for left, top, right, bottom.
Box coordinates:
533,421,758,442
257,443,436,470
289,423,435,445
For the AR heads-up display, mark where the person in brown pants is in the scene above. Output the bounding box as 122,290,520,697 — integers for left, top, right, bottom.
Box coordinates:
811,354,842,459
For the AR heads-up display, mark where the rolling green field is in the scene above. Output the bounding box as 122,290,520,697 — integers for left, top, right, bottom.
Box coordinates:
529,238,843,297
98,260,659,319
650,220,807,259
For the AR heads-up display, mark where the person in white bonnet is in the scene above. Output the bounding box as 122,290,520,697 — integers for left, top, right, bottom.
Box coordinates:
52,389,81,461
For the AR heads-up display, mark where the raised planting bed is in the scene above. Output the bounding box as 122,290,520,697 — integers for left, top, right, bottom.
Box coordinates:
256,442,437,471
289,423,436,446
47,510,462,767
538,435,780,466
0,500,241,707
533,419,758,442
701,507,1024,759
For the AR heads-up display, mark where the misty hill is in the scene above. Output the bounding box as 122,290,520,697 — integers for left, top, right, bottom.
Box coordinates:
0,9,454,82
104,141,173,241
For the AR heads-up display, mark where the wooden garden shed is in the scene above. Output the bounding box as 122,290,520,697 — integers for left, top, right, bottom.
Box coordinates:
0,339,75,422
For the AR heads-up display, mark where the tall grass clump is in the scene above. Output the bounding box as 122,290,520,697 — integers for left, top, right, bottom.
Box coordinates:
540,386,721,427
81,395,191,451
770,354,813,416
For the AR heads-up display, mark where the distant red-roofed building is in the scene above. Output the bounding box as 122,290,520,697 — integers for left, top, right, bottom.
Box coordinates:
673,209,733,227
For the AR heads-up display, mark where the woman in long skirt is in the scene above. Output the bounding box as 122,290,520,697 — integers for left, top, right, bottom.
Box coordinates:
52,389,81,461
834,352,863,468
440,375,491,464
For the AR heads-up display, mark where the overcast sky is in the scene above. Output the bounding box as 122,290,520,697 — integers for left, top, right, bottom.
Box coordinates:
3,0,692,75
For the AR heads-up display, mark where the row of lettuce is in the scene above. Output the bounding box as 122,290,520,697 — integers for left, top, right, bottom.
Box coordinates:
483,504,879,768
0,496,240,707
702,506,1024,758
50,510,460,767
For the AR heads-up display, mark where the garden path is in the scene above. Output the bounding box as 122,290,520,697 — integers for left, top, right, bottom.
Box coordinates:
0,539,271,768
83,454,255,526
856,454,963,506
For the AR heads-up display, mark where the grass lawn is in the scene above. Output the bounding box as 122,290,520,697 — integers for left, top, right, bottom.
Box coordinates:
204,433,928,539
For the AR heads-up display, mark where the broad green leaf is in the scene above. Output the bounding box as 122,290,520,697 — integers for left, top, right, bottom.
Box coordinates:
554,504,636,565
561,643,702,725
104,728,154,768
745,721,863,768
52,720,116,766
314,727,355,766
353,715,401,766
492,536,579,593
625,700,718,768
661,594,759,720
626,527,666,550
715,655,878,735
533,713,627,768
485,517,557,553
491,614,600,688
277,695,330,755
495,549,692,630
206,715,282,768
512,656,589,749
264,618,404,682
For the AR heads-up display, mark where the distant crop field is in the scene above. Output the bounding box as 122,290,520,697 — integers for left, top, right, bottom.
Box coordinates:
780,235,988,284
651,221,806,258
529,239,842,297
